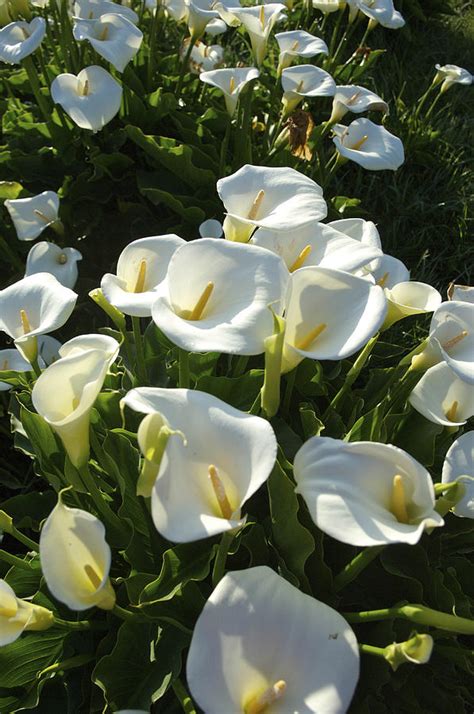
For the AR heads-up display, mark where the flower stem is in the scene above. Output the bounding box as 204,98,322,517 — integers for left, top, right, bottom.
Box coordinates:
29,357,42,378
178,348,190,388
78,464,122,539
343,604,474,635
172,678,197,714
326,334,379,416
359,643,386,659
39,653,95,677
176,35,197,96
424,91,443,120
54,617,107,631
333,545,385,592
8,525,39,552
282,368,297,418
219,117,232,177
112,604,138,621
22,55,51,123
132,316,147,384
0,549,33,571
212,530,234,587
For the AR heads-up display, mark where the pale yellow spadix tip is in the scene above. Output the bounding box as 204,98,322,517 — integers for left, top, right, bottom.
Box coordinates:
346,90,361,105
442,330,468,350
133,259,147,293
296,79,305,93
289,244,312,273
295,323,327,351
290,40,299,50
376,271,390,288
20,309,31,334
80,79,90,96
184,281,215,321
229,76,236,93
245,680,287,714
84,564,102,590
2,359,9,370
350,134,369,151
259,4,265,27
33,208,51,224
208,464,233,520
58,253,68,265
247,190,265,221
390,474,409,524
99,25,109,40
445,400,459,423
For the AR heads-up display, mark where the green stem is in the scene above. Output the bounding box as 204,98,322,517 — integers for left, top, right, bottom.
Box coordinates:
178,348,190,388
78,464,122,537
326,334,379,416
9,525,39,552
219,117,232,177
132,316,147,384
434,482,466,518
147,5,160,91
176,35,198,95
0,549,33,571
112,603,138,621
333,545,385,592
414,83,436,119
172,678,197,714
22,55,51,122
233,355,249,377
282,368,297,417
54,617,107,631
343,604,474,635
425,90,443,120
29,357,42,378
359,643,386,658
212,530,235,587
40,654,95,677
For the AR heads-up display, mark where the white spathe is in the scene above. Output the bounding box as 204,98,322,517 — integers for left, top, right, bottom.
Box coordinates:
40,496,115,611
101,234,185,317
251,221,383,274
281,266,387,372
31,348,110,467
73,13,143,73
448,283,474,304
383,280,441,329
25,242,82,289
199,67,259,116
5,191,60,242
332,118,404,171
59,332,120,364
121,388,277,542
0,273,77,363
281,64,336,114
184,39,224,73
51,65,122,133
184,0,218,37
329,216,382,272
221,4,286,66
442,432,474,519
275,30,328,72
151,238,288,355
0,580,54,646
408,362,474,427
73,0,139,23
294,437,444,546
368,253,410,288
355,0,405,29
312,0,344,12
0,17,45,64
330,84,388,123
434,63,473,92
186,566,360,713
217,164,327,243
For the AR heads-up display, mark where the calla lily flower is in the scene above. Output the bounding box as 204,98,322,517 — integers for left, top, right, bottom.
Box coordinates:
281,266,386,372
281,64,336,114
183,38,224,73
251,221,383,274
5,190,61,242
217,164,327,243
136,411,186,498
294,437,444,546
0,273,77,364
385,634,434,671
332,118,404,171
58,333,120,364
329,217,382,273
411,301,474,383
151,238,288,355
221,4,286,66
163,0,187,22
121,388,277,542
447,283,474,304
0,348,31,390
31,347,111,467
40,495,115,611
205,17,227,35
199,218,223,238
199,67,259,116
51,65,122,133
101,234,185,317
73,13,143,72
355,0,405,29
73,0,139,23
0,17,45,63
329,84,388,123
187,566,360,713
312,0,345,12
25,242,82,289
0,580,54,646
184,0,218,37
383,281,441,330
368,253,409,287
442,432,474,518
408,362,474,427
275,30,328,73
434,63,473,92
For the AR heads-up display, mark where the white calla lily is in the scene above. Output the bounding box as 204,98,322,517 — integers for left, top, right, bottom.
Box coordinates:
0,580,54,646
408,362,474,427
0,17,45,63
369,253,410,287
275,30,328,73
121,388,277,542
329,84,388,123
101,234,185,317
5,190,61,242
73,0,139,23
187,566,360,713
294,437,443,546
0,348,31,390
447,283,474,304
251,221,383,274
411,301,474,383
434,63,473,92
59,332,120,364
31,348,111,467
51,65,122,133
205,17,227,35
221,4,286,66
183,38,224,73
0,273,77,364
151,238,288,355
329,217,381,253
200,67,259,116
332,118,404,170
73,13,143,72
383,280,441,329
184,0,218,37
40,495,115,611
355,0,404,29
312,0,344,12
217,164,327,243
281,64,336,114
442,432,474,518
282,266,387,372
25,242,82,289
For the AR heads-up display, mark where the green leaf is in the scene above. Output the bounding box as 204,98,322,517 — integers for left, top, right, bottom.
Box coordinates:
196,371,264,411
0,628,68,689
345,403,387,442
0,180,23,199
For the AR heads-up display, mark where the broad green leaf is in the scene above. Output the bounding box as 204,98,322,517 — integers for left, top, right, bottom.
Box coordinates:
0,180,23,199
196,371,264,411
0,628,68,689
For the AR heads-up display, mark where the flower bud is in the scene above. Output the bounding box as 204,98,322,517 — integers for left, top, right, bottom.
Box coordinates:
384,633,434,671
